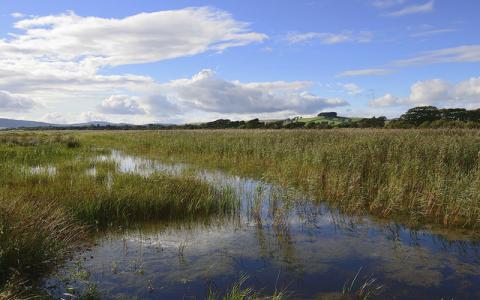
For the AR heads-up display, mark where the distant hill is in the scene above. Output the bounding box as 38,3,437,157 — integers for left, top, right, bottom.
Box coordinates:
68,121,128,127
0,118,54,129
293,115,362,126
0,118,130,129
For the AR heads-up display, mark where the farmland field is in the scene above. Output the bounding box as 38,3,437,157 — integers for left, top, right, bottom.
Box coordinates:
2,129,480,299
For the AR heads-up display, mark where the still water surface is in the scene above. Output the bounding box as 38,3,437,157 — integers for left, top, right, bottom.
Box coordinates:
43,151,480,299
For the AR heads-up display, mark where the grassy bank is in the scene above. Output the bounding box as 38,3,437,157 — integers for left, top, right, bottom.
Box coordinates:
80,129,480,228
0,132,237,293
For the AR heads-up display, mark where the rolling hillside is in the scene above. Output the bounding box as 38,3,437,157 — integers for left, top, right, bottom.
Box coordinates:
292,115,362,125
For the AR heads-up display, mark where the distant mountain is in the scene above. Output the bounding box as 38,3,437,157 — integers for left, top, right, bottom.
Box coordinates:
0,118,131,129
0,118,54,129
68,121,129,127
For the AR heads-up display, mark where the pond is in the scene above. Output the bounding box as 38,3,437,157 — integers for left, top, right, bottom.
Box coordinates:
43,151,480,299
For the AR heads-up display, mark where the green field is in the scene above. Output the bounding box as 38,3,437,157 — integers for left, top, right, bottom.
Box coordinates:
293,115,362,125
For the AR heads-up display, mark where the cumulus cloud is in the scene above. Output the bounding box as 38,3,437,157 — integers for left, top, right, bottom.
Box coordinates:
147,69,348,115
6,8,266,67
408,79,452,104
0,90,36,112
78,111,107,123
336,68,392,77
369,78,480,107
385,0,434,16
41,112,68,124
98,95,147,115
0,8,266,113
456,77,480,101
369,94,401,107
285,31,373,45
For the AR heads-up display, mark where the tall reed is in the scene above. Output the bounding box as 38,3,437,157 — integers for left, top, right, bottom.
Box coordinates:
0,132,238,292
80,129,480,227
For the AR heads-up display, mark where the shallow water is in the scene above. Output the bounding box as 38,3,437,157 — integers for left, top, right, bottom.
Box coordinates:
43,151,480,299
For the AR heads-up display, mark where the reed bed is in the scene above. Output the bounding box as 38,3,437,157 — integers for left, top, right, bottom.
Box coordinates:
0,132,238,293
81,129,480,228
3,129,480,296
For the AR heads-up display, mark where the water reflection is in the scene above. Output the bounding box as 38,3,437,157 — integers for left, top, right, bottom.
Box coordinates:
43,151,480,299
28,165,57,176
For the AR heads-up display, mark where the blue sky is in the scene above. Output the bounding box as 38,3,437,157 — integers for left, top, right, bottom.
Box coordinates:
0,0,479,124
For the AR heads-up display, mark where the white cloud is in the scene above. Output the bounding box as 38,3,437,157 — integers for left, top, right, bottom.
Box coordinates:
98,95,147,115
285,31,373,45
371,0,406,8
10,12,25,18
41,112,67,124
0,90,36,112
408,79,452,104
78,112,106,122
0,9,265,97
340,83,363,95
146,69,348,115
0,8,268,120
385,0,434,17
410,28,457,38
395,45,480,66
369,94,401,107
345,45,479,78
41,111,161,125
336,68,392,77
6,8,266,67
369,78,480,107
455,77,480,101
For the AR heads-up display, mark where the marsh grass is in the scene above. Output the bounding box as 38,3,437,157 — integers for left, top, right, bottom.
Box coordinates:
0,132,239,292
342,268,383,300
3,129,480,296
82,129,480,228
207,275,287,300
16,172,236,226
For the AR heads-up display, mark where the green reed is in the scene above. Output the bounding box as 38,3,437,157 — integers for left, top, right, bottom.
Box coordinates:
79,129,480,228
0,131,238,292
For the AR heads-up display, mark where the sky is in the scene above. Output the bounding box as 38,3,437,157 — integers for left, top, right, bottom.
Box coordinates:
0,0,479,124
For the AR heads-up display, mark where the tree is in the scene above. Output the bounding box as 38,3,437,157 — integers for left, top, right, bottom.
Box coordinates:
400,106,440,125
357,116,386,128
283,122,305,129
317,112,337,118
244,118,264,129
466,109,480,122
439,108,467,121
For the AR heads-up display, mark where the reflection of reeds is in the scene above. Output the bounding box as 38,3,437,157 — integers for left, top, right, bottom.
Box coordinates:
206,275,287,300
85,129,480,228
342,268,383,300
0,132,239,293
251,185,264,227
0,279,42,300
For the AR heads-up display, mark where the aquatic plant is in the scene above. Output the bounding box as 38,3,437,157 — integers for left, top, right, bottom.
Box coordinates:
342,268,383,300
3,129,480,296
206,275,287,300
0,132,239,292
82,129,480,228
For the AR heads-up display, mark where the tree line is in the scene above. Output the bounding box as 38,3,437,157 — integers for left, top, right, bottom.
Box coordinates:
387,106,480,128
12,106,480,131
